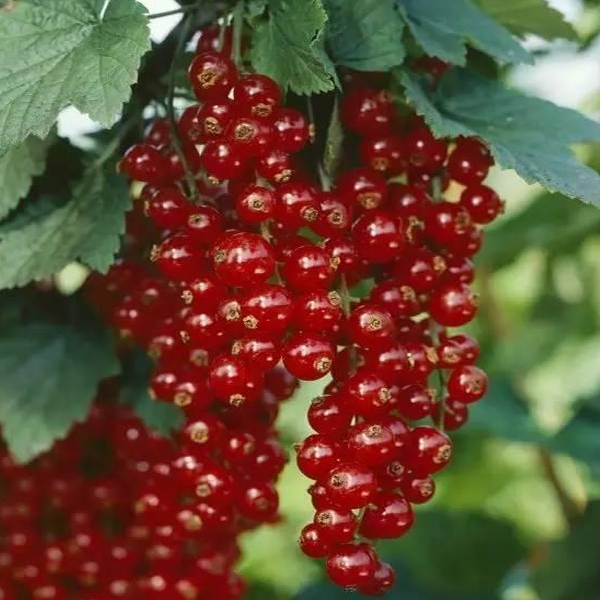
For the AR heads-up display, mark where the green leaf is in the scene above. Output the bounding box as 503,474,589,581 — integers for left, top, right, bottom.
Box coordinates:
387,511,526,596
471,0,577,41
120,352,184,437
0,0,150,156
0,321,119,462
531,501,600,600
0,134,54,220
479,193,600,270
0,168,131,289
324,0,405,71
249,0,338,95
400,69,600,205
466,379,546,444
322,97,344,180
396,0,531,66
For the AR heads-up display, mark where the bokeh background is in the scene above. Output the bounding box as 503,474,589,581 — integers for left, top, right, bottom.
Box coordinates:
60,1,600,598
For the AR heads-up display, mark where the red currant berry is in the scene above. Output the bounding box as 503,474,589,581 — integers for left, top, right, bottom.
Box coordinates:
314,507,358,544
201,140,248,182
447,365,488,403
358,561,396,596
283,332,335,380
212,232,276,287
273,108,310,152
337,168,388,210
344,369,392,417
460,184,504,224
312,192,353,237
145,187,191,229
240,284,293,335
120,144,171,185
447,137,493,186
281,245,337,292
326,543,378,588
341,88,394,136
360,134,405,174
299,523,331,558
400,473,436,504
347,304,396,349
429,282,478,327
352,210,405,263
151,233,203,282
396,384,436,420
226,116,274,157
296,434,345,480
189,51,237,100
256,149,294,184
437,334,480,367
325,462,378,509
346,422,396,466
185,205,224,244
231,334,280,372
307,394,353,437
293,290,343,333
237,481,279,521
236,185,276,223
359,493,414,539
404,426,452,475
233,74,282,119
275,181,320,229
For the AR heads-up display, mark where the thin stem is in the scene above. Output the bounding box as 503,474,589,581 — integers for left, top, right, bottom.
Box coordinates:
232,0,245,68
539,448,581,526
92,116,139,170
166,13,200,201
148,4,200,19
339,274,358,374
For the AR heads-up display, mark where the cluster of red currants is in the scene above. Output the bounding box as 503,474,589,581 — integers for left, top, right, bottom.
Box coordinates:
84,22,503,597
0,393,262,600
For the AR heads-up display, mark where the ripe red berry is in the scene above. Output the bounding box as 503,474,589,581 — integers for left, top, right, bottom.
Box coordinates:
145,186,191,229
212,232,276,287
429,282,478,327
185,205,224,244
151,233,203,282
256,149,295,184
273,108,310,152
307,394,353,437
395,384,436,420
341,88,394,136
460,184,504,224
405,126,448,173
360,134,406,174
293,291,343,333
281,246,337,292
400,473,436,504
120,144,172,185
447,137,493,186
236,185,276,223
337,168,388,210
237,481,279,521
275,181,320,229
189,51,237,100
233,74,282,119
314,507,358,544
344,369,393,417
283,333,335,380
325,462,378,509
404,426,453,475
325,542,378,588
352,210,405,263
347,304,396,349
231,334,280,372
299,523,331,558
447,365,488,403
296,434,345,480
201,140,249,181
226,116,274,157
346,422,396,466
359,493,414,539
358,561,396,596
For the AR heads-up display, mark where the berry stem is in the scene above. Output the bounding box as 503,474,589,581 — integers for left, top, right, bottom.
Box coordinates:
232,0,245,69
538,448,582,526
339,274,358,374
95,115,139,170
148,4,202,19
166,12,200,201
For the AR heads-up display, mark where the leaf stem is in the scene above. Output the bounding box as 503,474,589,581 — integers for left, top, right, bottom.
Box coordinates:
166,12,200,201
148,4,201,19
538,448,581,526
232,0,245,69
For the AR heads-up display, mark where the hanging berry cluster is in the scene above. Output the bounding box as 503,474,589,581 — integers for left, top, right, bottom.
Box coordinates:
83,18,503,598
0,394,258,600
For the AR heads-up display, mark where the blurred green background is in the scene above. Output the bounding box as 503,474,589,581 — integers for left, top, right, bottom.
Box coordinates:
225,2,600,598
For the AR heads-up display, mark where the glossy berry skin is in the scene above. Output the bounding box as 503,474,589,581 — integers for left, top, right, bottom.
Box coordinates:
359,493,414,539
180,273,227,310
185,206,224,244
212,232,276,288
145,187,191,229
344,369,392,418
314,508,357,544
299,523,331,558
322,238,359,274
360,134,405,174
429,282,478,327
151,233,203,282
325,543,378,588
369,281,419,318
293,291,343,333
347,304,396,349
388,183,431,218
233,74,282,118
404,426,453,475
296,434,344,480
391,248,446,293
201,140,248,181
337,168,388,210
460,184,504,224
352,210,405,263
226,116,274,157
325,462,378,509
237,481,279,521
358,561,396,596
312,192,353,238
341,88,394,136
236,185,276,223
404,126,448,173
424,202,472,248
240,284,293,335
120,144,171,185
396,384,436,420
346,422,396,466
400,474,436,504
208,354,258,406
447,137,493,186
256,149,294,184
364,342,410,383
281,246,337,292
447,365,488,403
307,394,353,439
275,181,320,229
283,333,335,380
232,334,280,372
189,51,237,100
438,398,469,431
196,98,239,142
273,108,310,152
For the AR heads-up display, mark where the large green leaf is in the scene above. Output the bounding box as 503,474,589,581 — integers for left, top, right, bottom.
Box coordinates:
0,168,130,289
396,0,531,66
471,0,577,41
249,0,338,95
324,0,405,71
479,193,600,270
0,0,150,156
0,134,54,220
0,322,119,462
531,501,600,600
401,69,600,205
120,352,184,437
